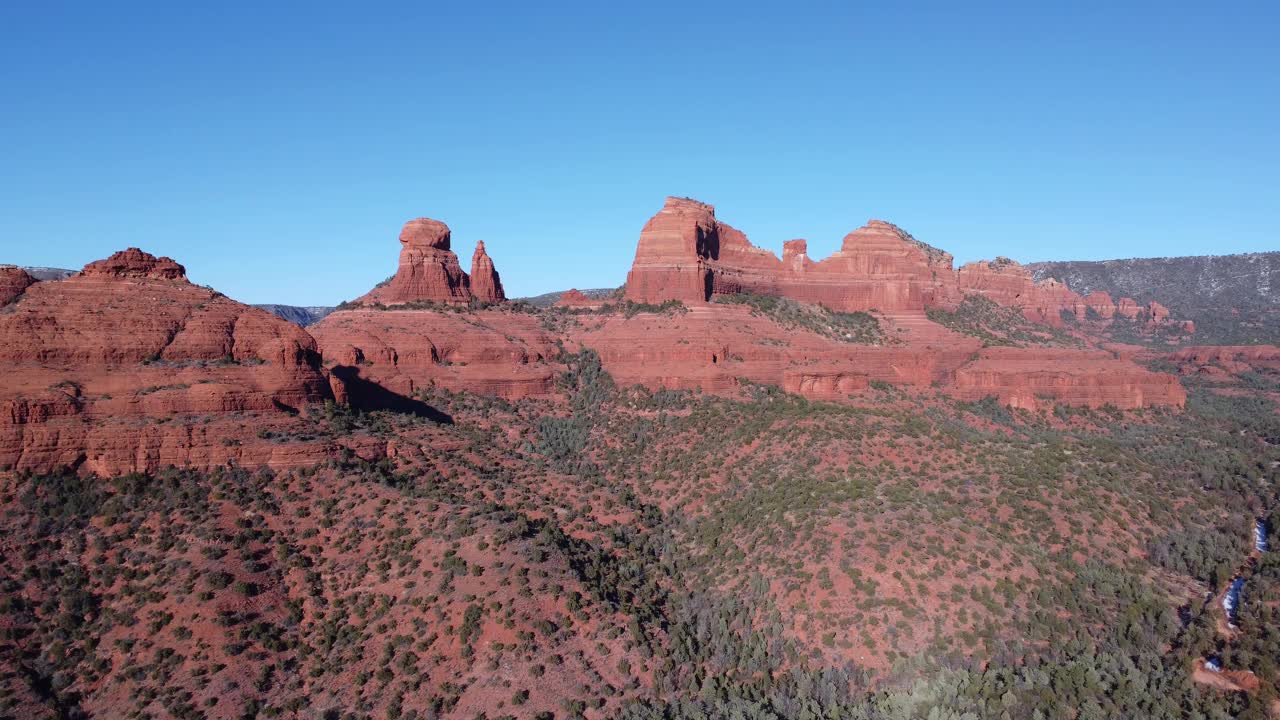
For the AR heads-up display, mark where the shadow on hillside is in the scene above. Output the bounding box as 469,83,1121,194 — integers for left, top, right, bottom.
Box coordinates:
329,365,453,424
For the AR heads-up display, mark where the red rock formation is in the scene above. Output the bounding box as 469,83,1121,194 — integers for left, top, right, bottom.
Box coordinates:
1164,345,1280,378
82,246,186,279
956,258,1081,324
0,266,36,305
623,197,718,304
569,304,978,395
1115,297,1142,319
795,220,958,311
359,218,472,305
950,348,1187,410
310,308,559,400
0,249,333,475
782,239,809,272
955,256,1192,332
470,240,505,303
1081,291,1117,320
555,289,600,308
623,197,957,312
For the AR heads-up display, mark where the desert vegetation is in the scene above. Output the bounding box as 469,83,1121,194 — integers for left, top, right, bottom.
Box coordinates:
4,346,1277,718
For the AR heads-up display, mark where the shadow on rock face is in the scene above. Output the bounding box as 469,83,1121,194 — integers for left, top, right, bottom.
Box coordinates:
329,365,453,424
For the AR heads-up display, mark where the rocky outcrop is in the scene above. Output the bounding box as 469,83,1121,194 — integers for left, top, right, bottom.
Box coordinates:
356,218,507,306
470,241,506,303
82,247,187,279
782,367,869,400
0,249,333,475
950,348,1187,410
0,266,36,306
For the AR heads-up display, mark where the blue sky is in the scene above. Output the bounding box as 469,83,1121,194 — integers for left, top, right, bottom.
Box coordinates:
1,2,1276,304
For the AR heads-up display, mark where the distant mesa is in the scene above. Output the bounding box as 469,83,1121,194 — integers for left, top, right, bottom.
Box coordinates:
255,304,336,327
624,196,1184,328
356,217,506,305
18,266,75,281
555,288,602,308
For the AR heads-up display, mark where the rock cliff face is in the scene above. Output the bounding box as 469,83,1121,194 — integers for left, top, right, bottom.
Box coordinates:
0,249,333,475
623,197,719,304
356,218,507,306
951,348,1188,410
310,308,559,400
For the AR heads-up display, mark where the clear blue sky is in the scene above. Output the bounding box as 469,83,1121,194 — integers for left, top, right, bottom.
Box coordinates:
2,2,1276,304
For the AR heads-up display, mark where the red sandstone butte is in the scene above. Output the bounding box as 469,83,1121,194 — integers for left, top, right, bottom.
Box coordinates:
0,248,333,475
623,197,957,312
359,218,473,305
0,265,37,305
356,218,508,306
470,240,506,303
